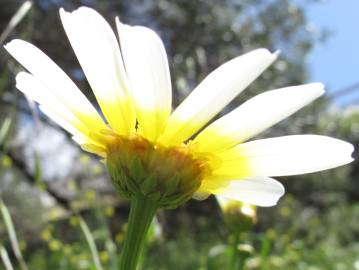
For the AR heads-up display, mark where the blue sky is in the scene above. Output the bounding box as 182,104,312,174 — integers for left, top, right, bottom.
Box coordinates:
306,0,359,106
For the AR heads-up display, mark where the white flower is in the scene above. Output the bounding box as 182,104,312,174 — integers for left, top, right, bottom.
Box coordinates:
4,7,354,207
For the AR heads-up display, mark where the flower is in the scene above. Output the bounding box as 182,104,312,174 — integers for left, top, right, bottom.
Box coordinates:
4,7,354,208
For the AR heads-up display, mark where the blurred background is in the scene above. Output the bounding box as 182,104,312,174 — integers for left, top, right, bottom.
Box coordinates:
0,0,358,269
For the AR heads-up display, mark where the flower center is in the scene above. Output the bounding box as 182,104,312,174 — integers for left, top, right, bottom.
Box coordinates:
104,132,212,208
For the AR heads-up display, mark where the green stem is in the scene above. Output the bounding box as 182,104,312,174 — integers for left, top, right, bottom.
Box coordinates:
119,194,158,270
230,231,240,269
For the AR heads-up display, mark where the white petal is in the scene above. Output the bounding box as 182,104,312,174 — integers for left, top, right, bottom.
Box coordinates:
71,136,87,145
117,20,172,141
16,72,69,113
16,72,91,137
219,135,354,177
4,39,106,132
194,83,325,152
160,49,278,146
40,104,106,152
60,7,135,135
39,105,87,140
213,177,285,207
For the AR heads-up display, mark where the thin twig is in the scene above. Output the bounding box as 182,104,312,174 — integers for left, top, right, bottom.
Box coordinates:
0,1,33,46
330,82,359,99
0,147,71,209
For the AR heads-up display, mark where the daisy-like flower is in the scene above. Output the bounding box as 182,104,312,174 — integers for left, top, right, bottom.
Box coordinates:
5,6,355,269
4,7,354,209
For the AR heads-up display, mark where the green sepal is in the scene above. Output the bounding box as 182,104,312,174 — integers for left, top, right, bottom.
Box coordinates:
162,174,180,196
130,156,145,183
140,174,158,195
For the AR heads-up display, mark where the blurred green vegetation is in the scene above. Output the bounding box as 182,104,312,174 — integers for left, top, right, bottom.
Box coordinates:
0,0,357,269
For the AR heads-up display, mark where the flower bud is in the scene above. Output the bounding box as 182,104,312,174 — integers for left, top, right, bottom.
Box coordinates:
216,196,257,232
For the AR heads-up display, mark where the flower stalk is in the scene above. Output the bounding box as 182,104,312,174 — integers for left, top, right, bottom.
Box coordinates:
230,230,240,269
119,194,158,270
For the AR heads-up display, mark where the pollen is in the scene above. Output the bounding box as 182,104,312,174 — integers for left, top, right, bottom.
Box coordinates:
104,131,212,208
